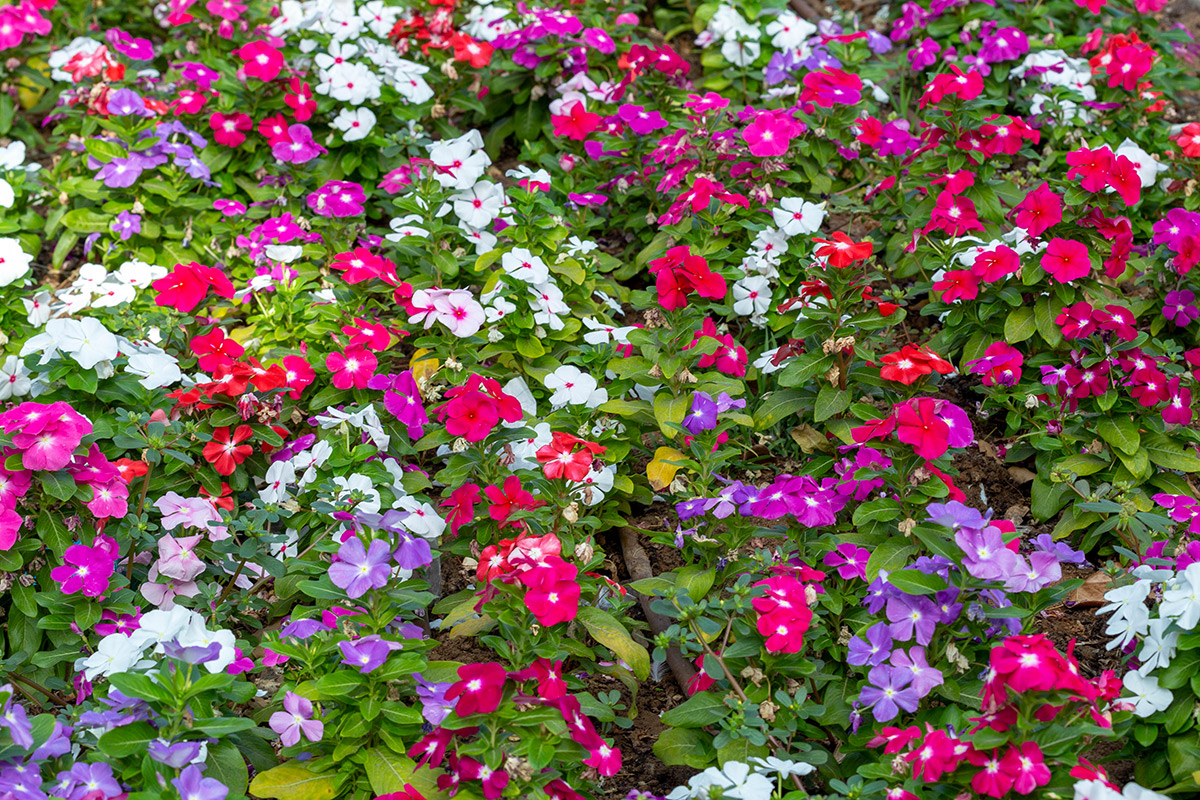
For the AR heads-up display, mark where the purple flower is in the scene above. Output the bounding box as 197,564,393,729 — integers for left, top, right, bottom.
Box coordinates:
859,665,919,721
161,640,224,665
1004,550,1061,593
328,537,393,599
1164,290,1198,327
214,199,247,217
1031,533,1087,565
416,675,456,725
885,594,939,645
62,763,122,800
978,26,1028,63
889,647,944,697
269,692,324,747
30,719,72,760
273,124,327,165
675,498,708,520
339,635,401,673
824,542,870,580
0,762,43,799
172,765,229,800
847,622,892,667
280,617,332,640
765,49,801,86
149,739,204,768
111,210,142,241
582,27,615,53
107,88,146,117
926,500,989,531
955,526,1017,581
618,104,668,135
865,574,896,614
0,696,32,749
714,392,746,412
96,156,145,189
907,37,941,70
866,30,893,54
368,371,428,439
682,392,718,435
935,588,963,624
107,29,156,61
177,61,220,90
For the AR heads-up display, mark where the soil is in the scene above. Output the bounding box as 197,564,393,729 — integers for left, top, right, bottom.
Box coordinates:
597,680,695,800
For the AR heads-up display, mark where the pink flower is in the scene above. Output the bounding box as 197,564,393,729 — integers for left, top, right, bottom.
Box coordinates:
154,491,228,539
236,40,284,81
326,348,377,390
446,662,508,716
1001,741,1050,795
409,289,486,338
584,742,622,776
1040,238,1091,283
1163,377,1193,425
269,692,324,747
209,112,252,147
0,401,92,472
801,68,863,108
51,543,115,597
87,479,129,519
742,113,795,157
157,535,205,582
272,124,327,165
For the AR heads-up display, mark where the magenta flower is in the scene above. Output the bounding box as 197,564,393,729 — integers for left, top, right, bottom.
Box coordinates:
0,401,92,472
823,543,870,580
368,371,429,440
269,692,324,747
51,544,116,597
272,124,327,165
617,104,668,135
1164,290,1198,327
306,180,366,218
742,113,794,157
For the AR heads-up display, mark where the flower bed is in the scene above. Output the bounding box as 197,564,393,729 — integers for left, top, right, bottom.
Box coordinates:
3,0,1200,798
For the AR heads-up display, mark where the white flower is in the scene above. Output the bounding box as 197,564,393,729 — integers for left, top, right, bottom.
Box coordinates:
333,474,381,516
530,282,569,331
51,317,120,369
115,260,167,289
582,317,634,345
1123,671,1172,717
1122,783,1171,800
750,756,815,778
501,248,550,284
22,292,51,326
721,39,761,67
394,497,446,539
331,107,377,142
1161,563,1200,631
260,461,296,505
765,11,816,50
544,366,599,407
485,297,517,323
91,278,137,308
126,351,182,389
502,376,537,421
428,134,489,190
0,356,31,401
1137,617,1179,674
751,227,789,261
387,214,429,241
1115,138,1167,188
460,223,497,255
321,61,382,105
0,178,13,209
772,198,826,237
77,633,146,680
0,141,27,171
1073,779,1123,800
566,236,598,256
733,276,772,317
175,616,238,673
451,181,506,229
131,607,199,652
0,237,33,286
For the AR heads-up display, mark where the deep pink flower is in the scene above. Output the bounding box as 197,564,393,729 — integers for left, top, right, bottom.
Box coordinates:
51,543,116,597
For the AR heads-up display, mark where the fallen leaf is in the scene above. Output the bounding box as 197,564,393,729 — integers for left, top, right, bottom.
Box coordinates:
1067,571,1110,607
790,424,832,454
1007,466,1037,484
648,446,686,491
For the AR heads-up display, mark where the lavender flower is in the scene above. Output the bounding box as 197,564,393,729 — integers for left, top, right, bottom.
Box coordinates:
328,537,393,599
269,692,324,747
172,765,229,800
859,665,919,721
847,622,893,667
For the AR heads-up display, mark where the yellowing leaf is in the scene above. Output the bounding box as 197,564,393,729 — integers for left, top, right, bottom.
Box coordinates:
411,348,440,384
365,748,448,799
648,446,685,491
249,762,337,800
228,326,256,345
576,606,650,680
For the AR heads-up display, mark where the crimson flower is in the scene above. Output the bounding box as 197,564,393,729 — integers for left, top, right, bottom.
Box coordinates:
152,262,235,313
895,398,951,459
1040,238,1091,284
518,556,580,626
1011,183,1062,237
536,432,605,481
202,425,254,476
647,246,726,310
446,663,507,717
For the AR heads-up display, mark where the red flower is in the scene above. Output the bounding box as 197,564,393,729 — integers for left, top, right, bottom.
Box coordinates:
209,111,252,147
971,245,1021,282
536,432,605,481
326,348,377,390
114,458,148,482
647,246,727,310
895,398,951,459
258,114,291,145
202,425,254,475
235,40,284,81
1011,183,1062,237
752,575,812,653
441,483,480,537
1040,238,1091,284
484,476,543,527
1065,146,1114,193
518,556,580,626
551,101,601,141
932,270,978,302
449,32,493,67
190,328,244,372
152,262,235,313
446,662,507,717
813,232,873,267
879,345,952,386
283,78,317,121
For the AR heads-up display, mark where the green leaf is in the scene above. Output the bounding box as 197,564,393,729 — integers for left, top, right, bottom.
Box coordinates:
206,741,250,798
1003,306,1036,344
754,389,807,429
37,511,72,557
1058,453,1110,477
576,606,650,680
97,721,159,758
653,726,717,768
249,762,338,800
814,383,851,422
39,470,76,502
661,691,728,728
1098,417,1140,455
106,672,175,704
887,568,947,596
866,539,914,579
1035,295,1065,347
653,393,690,440
364,748,447,798
1145,433,1200,473
61,209,112,233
